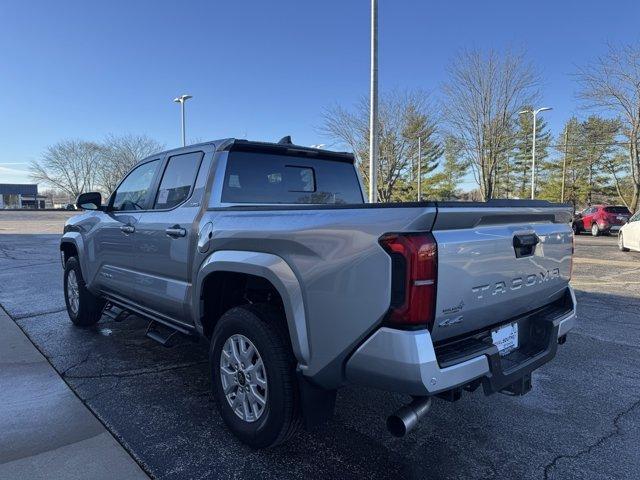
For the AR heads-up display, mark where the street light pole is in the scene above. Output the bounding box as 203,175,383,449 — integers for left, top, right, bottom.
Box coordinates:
530,113,538,200
173,94,193,147
561,126,569,203
417,137,422,202
519,106,552,199
368,0,378,203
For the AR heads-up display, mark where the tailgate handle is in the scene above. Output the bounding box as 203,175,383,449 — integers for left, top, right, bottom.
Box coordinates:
513,233,539,258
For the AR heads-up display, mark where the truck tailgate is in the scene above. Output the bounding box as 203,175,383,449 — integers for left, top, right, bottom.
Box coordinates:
431,204,573,343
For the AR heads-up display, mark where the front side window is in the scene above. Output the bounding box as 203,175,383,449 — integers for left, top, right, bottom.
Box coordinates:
154,152,203,209
112,159,161,211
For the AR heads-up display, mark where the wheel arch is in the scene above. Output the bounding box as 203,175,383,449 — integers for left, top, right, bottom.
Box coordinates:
60,234,84,268
195,250,310,369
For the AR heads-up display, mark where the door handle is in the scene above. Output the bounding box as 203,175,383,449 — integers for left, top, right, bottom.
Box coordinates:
165,226,187,238
120,225,135,234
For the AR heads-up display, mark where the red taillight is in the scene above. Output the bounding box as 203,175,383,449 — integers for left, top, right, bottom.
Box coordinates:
379,233,437,328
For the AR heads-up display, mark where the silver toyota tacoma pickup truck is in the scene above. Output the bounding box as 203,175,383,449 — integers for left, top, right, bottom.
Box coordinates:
60,138,576,448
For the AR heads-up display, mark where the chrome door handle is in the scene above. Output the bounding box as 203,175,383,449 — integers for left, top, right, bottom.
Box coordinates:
120,225,135,234
165,226,187,238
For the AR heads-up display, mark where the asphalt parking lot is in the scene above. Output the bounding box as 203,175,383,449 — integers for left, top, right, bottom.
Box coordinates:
0,211,639,480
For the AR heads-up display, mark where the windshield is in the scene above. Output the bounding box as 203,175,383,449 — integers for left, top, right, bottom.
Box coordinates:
604,206,630,214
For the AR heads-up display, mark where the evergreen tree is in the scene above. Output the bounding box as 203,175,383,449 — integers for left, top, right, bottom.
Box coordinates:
425,136,468,200
577,116,620,204
539,117,580,206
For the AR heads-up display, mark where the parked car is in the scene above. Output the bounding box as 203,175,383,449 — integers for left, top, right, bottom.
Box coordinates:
572,205,631,236
619,210,640,252
60,138,576,448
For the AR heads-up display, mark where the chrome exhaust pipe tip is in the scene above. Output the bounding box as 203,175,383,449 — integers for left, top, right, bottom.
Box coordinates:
387,397,432,437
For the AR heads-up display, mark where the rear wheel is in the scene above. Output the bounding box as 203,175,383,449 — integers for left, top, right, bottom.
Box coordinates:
591,223,601,237
572,223,580,235
64,257,105,326
210,305,301,448
619,232,630,252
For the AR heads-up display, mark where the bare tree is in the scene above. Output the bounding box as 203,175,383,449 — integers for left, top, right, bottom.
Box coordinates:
576,44,640,212
97,134,164,195
441,49,539,200
321,90,443,202
30,140,103,199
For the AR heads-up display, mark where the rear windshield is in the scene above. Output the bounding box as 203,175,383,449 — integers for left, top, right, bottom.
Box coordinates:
221,151,364,204
604,206,630,214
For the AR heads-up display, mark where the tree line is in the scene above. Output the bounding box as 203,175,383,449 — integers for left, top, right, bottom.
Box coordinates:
29,134,164,200
29,43,640,212
322,43,640,212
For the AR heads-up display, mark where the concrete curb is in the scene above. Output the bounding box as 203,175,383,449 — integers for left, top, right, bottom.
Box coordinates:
0,305,150,480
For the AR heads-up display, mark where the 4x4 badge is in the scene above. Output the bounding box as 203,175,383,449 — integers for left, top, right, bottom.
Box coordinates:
439,316,463,327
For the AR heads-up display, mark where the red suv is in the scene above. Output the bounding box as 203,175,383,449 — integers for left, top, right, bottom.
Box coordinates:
572,205,631,236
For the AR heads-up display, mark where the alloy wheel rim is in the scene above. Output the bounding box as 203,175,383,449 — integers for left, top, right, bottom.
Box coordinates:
67,270,80,314
220,334,268,422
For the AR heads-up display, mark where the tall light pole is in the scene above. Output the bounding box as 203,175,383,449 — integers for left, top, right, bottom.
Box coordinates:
519,106,552,199
173,94,193,147
561,126,569,203
368,0,379,203
417,137,422,201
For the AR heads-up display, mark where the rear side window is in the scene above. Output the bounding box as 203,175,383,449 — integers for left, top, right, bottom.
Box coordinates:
154,152,203,209
604,206,630,214
221,152,363,204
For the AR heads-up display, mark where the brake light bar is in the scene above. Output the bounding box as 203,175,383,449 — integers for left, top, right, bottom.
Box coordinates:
378,233,438,329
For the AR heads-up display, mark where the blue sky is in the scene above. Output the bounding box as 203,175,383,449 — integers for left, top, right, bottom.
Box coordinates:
1,0,638,184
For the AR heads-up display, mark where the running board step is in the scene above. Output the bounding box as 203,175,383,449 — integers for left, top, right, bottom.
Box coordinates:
145,321,186,347
101,303,129,322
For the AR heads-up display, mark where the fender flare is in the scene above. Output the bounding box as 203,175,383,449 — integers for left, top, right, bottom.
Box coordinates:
195,250,310,368
60,233,85,270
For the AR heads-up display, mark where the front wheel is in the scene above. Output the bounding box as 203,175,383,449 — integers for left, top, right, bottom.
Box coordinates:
210,305,301,448
591,223,601,237
64,257,105,326
619,232,630,252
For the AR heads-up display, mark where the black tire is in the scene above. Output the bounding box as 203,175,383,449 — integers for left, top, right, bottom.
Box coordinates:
591,223,600,237
64,256,105,326
210,305,301,448
572,222,580,235
619,233,630,252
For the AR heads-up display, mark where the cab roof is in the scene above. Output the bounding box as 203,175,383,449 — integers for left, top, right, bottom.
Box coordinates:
141,138,355,165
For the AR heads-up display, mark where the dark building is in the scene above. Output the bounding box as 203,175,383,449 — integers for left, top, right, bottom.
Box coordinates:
0,184,46,209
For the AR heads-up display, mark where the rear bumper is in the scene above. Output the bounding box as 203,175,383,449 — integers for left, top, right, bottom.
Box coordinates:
345,287,577,396
599,222,623,232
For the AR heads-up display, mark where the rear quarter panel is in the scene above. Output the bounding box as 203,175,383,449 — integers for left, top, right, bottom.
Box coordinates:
200,205,437,387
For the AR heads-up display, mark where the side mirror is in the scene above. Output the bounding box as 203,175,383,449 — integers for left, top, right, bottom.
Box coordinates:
76,192,102,210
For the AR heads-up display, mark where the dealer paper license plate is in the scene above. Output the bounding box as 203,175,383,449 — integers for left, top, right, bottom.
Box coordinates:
491,322,519,356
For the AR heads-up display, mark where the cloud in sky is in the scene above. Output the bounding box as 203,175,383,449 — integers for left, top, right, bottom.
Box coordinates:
0,164,31,183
